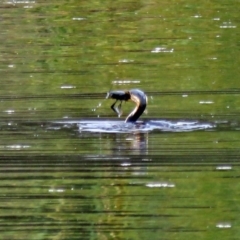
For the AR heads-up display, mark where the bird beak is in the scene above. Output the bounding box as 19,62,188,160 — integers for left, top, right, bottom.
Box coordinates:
106,92,110,99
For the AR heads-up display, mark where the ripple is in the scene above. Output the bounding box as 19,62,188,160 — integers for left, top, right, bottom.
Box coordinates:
146,182,175,188
54,119,214,133
216,165,232,170
216,222,232,228
5,144,30,150
151,47,174,53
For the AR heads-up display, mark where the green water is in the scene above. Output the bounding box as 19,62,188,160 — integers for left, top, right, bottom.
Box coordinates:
0,0,239,239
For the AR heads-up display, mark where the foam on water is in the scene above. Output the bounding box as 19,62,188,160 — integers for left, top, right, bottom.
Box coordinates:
55,119,215,133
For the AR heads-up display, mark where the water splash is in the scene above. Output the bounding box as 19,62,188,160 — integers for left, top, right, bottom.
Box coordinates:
91,102,103,117
55,119,215,133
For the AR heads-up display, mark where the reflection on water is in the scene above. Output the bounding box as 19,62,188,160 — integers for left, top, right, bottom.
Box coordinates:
0,116,239,239
0,0,239,239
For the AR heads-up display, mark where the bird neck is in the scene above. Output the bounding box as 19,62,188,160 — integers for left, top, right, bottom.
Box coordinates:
125,90,147,123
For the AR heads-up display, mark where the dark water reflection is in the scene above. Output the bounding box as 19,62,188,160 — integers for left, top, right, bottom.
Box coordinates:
0,116,239,239
0,147,238,239
1,0,240,239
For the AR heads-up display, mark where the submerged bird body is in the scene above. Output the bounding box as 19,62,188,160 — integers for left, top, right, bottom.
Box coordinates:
106,89,147,123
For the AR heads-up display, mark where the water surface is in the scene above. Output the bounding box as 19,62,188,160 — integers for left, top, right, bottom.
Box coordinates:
0,0,239,239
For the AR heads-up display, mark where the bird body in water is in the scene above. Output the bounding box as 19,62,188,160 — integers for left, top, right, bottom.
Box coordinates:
55,89,214,133
104,89,214,132
106,89,147,123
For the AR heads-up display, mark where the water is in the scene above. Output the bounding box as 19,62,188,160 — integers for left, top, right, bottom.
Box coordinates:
0,0,239,239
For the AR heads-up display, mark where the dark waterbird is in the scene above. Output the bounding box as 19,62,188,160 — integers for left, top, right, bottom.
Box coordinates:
106,89,147,123
54,89,214,133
